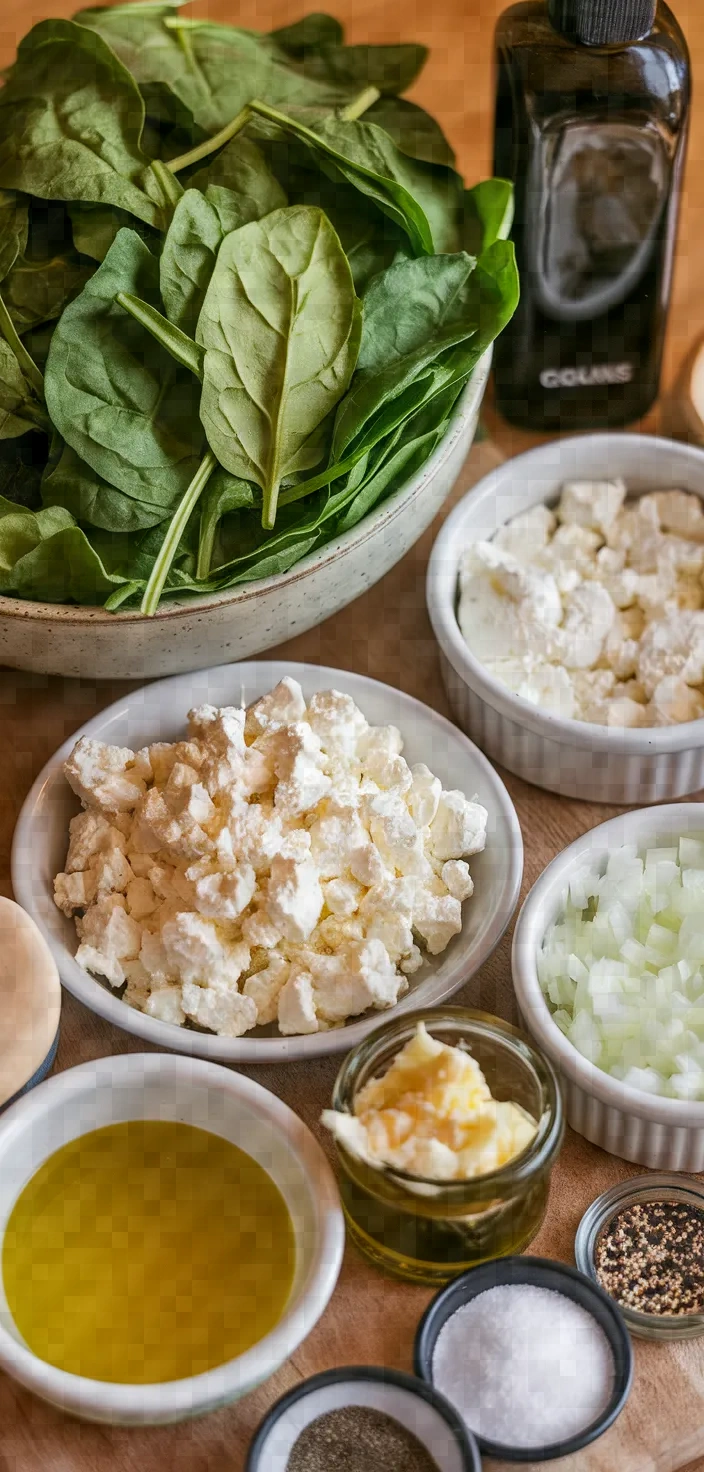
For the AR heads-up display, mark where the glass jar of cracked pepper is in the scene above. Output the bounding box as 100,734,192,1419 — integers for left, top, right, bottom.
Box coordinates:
576,1175,704,1341
327,1009,564,1285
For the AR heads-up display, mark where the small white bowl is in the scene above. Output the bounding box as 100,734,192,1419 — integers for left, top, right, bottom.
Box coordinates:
0,357,489,682
11,660,523,1064
512,802,704,1171
427,433,704,803
0,1051,344,1425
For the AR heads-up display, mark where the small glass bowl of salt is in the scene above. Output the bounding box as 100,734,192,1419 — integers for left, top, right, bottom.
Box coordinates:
414,1255,633,1462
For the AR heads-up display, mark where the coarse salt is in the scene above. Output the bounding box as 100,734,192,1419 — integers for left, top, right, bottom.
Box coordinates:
431,1283,614,1449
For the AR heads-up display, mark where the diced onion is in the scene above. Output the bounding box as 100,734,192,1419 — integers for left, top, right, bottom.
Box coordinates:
538,837,704,1101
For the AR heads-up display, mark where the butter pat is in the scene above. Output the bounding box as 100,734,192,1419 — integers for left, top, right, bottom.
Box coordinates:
322,1022,537,1181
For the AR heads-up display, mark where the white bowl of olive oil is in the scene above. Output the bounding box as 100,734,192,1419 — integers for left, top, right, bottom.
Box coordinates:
0,1053,344,1425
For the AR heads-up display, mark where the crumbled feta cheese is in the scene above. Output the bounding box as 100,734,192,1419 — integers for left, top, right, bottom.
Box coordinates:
459,481,704,728
64,737,147,812
144,986,186,1026
428,792,488,863
57,681,484,1037
278,971,319,1034
442,860,475,902
413,888,463,954
181,980,257,1037
54,869,97,915
557,478,626,536
242,954,289,1024
266,854,323,942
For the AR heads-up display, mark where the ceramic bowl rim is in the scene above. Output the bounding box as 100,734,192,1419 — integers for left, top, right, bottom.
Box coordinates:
245,1365,482,1471
11,659,524,1064
413,1255,634,1462
0,356,490,627
426,431,704,754
511,802,704,1124
0,1050,345,1421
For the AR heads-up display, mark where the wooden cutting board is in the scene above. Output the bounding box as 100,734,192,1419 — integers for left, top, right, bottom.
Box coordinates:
1,437,704,1472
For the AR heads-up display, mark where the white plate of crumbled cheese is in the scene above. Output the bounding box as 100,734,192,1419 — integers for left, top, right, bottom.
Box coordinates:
11,663,523,1062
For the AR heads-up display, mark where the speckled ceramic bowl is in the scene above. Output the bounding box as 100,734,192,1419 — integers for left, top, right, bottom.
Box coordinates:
0,356,490,681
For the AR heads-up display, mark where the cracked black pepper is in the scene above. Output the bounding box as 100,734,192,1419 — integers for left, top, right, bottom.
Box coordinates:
285,1404,440,1472
595,1200,704,1316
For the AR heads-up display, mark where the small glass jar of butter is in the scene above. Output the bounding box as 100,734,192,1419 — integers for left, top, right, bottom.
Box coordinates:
325,1008,564,1285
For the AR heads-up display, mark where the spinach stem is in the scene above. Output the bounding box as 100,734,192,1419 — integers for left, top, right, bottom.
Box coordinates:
0,292,44,400
168,107,252,174
149,158,184,212
116,292,204,380
104,580,143,613
340,86,381,122
141,450,217,615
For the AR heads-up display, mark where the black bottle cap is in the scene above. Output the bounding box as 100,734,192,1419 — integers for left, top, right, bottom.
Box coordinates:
548,0,657,45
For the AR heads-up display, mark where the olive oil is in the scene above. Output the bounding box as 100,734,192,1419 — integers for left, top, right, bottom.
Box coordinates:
492,0,690,430
2,1120,296,1383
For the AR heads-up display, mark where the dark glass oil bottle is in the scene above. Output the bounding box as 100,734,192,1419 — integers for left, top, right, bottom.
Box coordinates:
493,0,691,431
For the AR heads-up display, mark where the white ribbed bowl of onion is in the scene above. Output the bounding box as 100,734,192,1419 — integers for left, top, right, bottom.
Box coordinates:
512,803,704,1171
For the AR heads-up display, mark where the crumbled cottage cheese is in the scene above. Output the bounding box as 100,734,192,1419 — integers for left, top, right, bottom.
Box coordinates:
458,482,704,727
54,680,487,1038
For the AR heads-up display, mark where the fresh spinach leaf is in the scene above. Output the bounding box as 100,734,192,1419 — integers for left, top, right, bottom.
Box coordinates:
197,204,361,528
139,80,207,163
269,15,345,57
45,227,204,507
462,179,514,255
1,252,93,334
76,5,355,136
0,338,47,438
0,192,29,284
0,21,166,229
0,522,130,603
159,177,284,335
41,441,169,532
250,104,435,255
333,240,518,458
68,202,159,264
365,96,456,168
292,41,427,96
0,433,48,509
197,468,258,578
188,135,287,213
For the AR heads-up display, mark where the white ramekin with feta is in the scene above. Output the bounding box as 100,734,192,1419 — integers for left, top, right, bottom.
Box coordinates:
458,479,704,729
52,679,488,1040
427,433,704,803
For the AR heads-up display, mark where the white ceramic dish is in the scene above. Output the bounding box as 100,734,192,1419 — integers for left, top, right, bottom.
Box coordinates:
512,802,704,1171
0,357,490,682
12,660,523,1064
427,433,704,803
0,1051,344,1424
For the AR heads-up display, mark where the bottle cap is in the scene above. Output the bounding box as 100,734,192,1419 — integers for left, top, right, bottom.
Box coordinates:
548,0,657,44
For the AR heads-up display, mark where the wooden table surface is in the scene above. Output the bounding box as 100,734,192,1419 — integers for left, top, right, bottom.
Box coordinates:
2,1,704,1469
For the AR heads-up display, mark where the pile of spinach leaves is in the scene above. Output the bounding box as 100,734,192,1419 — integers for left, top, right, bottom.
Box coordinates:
0,4,518,612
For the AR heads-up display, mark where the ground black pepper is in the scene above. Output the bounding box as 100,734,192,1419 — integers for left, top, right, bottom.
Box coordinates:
286,1405,440,1472
595,1200,704,1316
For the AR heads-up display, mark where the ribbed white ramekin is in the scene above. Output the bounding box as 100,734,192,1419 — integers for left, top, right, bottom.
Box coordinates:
512,803,704,1171
427,433,704,803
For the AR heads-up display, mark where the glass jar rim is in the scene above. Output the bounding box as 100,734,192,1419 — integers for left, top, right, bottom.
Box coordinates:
330,1006,564,1196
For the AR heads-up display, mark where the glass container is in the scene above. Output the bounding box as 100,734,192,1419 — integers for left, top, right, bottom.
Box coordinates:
329,1008,564,1286
576,1174,704,1341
